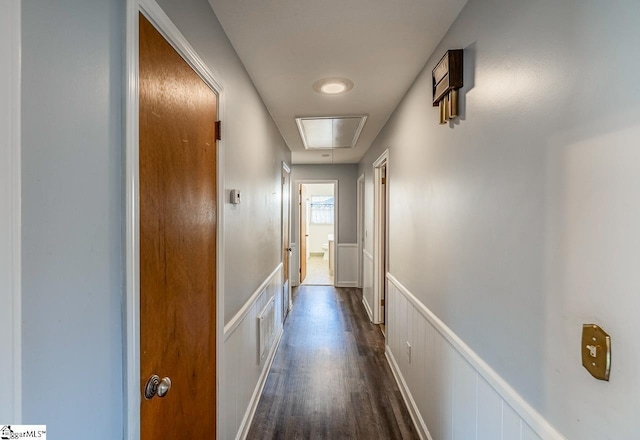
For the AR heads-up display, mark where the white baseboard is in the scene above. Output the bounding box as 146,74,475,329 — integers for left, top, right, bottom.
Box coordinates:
385,346,431,440
362,296,373,322
335,281,358,287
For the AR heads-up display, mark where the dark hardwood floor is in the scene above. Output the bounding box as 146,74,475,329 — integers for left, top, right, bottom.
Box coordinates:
247,285,419,440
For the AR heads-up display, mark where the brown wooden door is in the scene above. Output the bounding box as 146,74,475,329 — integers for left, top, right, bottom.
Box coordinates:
282,167,291,320
299,185,307,283
139,14,217,439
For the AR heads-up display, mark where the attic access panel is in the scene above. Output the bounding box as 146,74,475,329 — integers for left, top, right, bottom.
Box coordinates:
295,116,367,150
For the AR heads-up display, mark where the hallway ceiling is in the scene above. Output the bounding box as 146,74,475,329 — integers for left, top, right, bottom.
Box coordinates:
208,0,467,164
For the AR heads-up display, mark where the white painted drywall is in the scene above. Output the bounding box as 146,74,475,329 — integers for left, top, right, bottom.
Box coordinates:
359,0,640,437
156,0,291,324
0,0,21,423
21,0,124,436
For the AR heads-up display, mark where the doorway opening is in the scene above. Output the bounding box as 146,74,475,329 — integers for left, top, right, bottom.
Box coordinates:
357,173,365,289
373,150,389,334
299,182,336,286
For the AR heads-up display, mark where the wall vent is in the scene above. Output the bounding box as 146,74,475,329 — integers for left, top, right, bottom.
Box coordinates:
258,296,276,362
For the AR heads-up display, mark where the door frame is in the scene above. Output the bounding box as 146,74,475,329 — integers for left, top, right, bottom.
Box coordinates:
372,150,389,324
357,173,365,289
294,179,339,285
282,161,292,315
0,0,22,423
124,1,225,439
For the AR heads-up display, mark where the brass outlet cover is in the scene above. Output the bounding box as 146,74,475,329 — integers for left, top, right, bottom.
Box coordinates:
581,324,611,381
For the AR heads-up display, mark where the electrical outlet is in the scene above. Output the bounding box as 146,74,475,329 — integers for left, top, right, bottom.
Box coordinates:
406,341,412,363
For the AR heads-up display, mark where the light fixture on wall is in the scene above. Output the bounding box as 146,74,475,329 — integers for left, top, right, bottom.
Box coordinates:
432,49,463,124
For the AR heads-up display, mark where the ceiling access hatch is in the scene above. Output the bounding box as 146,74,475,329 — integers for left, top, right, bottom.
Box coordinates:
295,116,367,150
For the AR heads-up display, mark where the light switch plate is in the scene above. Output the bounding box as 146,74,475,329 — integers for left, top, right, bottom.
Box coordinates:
581,324,611,381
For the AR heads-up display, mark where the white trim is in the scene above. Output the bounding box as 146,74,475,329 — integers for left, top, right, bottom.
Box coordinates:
281,162,292,314
290,242,299,286
386,346,430,440
372,149,389,323
124,1,226,438
356,173,365,289
235,326,284,440
362,297,374,322
362,249,374,321
386,273,566,440
0,0,22,422
223,263,283,339
295,179,339,285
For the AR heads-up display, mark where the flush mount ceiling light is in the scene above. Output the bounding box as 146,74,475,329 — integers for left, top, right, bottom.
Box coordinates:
313,77,354,95
295,116,367,150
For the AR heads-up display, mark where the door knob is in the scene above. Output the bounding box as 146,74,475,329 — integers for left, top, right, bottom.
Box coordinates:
287,248,292,252
144,374,172,399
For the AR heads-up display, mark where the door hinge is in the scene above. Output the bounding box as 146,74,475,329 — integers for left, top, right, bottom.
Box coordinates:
299,268,302,273
215,120,221,140
381,298,385,306
381,177,386,185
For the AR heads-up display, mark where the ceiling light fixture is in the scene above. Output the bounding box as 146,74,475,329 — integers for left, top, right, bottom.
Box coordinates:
313,77,354,95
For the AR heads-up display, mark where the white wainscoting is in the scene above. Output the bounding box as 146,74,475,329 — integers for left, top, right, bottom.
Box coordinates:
223,264,284,440
362,249,374,321
385,274,566,440
335,243,358,287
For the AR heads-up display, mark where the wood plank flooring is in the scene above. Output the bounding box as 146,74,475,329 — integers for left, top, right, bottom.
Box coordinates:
247,285,419,440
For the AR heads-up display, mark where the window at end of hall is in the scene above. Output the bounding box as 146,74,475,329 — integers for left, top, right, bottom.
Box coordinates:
310,196,334,224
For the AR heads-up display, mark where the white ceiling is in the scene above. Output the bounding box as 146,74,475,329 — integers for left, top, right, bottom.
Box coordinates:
208,0,468,164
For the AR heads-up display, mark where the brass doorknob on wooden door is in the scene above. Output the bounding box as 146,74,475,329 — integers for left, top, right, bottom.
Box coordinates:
144,374,172,399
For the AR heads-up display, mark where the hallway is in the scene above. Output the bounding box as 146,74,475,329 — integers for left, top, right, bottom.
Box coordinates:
247,286,419,439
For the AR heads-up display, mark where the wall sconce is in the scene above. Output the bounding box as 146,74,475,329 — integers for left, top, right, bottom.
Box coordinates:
432,49,463,124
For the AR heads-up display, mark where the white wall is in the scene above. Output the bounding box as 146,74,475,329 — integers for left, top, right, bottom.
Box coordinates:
359,0,640,438
21,0,123,436
0,0,21,423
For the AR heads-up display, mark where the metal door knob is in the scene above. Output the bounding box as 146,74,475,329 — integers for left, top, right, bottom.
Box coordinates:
287,248,292,252
157,376,171,397
144,374,172,399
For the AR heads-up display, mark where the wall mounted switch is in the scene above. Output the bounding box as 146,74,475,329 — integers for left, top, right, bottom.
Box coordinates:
581,324,611,381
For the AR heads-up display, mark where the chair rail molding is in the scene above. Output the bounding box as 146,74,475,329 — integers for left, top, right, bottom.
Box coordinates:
385,273,566,440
